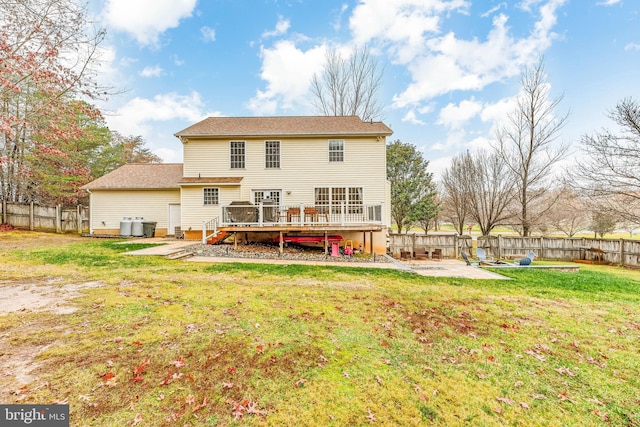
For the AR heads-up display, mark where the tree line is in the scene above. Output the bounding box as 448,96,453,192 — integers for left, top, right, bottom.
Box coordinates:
0,0,160,207
391,59,640,237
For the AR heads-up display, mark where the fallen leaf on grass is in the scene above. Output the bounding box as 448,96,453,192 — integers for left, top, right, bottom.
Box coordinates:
524,349,546,362
558,391,577,404
295,378,306,388
520,402,530,409
131,413,142,426
366,408,376,423
496,397,515,406
514,381,524,387
222,382,234,389
342,371,351,378
588,397,606,406
554,367,576,377
170,357,185,368
192,396,208,412
593,410,610,422
100,372,115,381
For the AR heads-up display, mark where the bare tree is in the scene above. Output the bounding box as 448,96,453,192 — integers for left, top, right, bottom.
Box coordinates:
572,98,640,223
311,45,384,121
494,59,569,236
544,186,590,237
466,150,515,236
440,154,472,235
440,150,514,236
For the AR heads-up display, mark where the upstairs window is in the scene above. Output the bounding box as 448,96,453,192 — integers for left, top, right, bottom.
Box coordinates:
328,139,344,162
265,140,280,168
230,141,245,169
203,187,219,205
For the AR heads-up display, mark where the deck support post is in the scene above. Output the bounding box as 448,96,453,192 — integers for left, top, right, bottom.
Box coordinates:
324,231,328,254
279,231,284,255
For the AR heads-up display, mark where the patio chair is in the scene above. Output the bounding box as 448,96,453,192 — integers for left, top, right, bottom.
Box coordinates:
414,247,429,260
476,248,494,263
461,251,478,266
515,251,536,266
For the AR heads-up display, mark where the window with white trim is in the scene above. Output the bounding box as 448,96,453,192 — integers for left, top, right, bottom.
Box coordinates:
203,187,219,205
253,190,281,205
328,139,344,162
230,141,245,169
315,187,363,214
265,140,280,168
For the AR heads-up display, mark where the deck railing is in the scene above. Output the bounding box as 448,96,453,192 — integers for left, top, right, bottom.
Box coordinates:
202,217,219,243
221,202,384,227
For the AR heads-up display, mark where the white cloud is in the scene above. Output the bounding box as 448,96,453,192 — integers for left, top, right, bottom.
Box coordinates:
481,2,507,18
597,0,622,5
348,0,566,110
625,42,640,51
101,0,197,46
262,16,291,39
106,92,217,137
436,98,483,129
480,96,517,124
246,40,326,115
103,92,222,163
349,0,470,63
332,4,350,31
139,65,164,78
401,110,426,125
200,26,216,43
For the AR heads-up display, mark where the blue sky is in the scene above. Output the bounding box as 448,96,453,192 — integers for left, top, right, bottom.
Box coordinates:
90,0,639,177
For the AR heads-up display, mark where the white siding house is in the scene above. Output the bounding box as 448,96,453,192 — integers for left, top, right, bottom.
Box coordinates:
83,116,393,253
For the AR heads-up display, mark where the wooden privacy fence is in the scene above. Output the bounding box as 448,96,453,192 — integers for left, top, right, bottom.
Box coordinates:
478,235,640,267
388,233,471,259
1,201,89,234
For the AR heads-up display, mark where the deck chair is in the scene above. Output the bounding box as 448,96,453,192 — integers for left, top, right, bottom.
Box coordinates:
461,252,478,266
515,251,536,266
476,248,494,263
414,247,428,260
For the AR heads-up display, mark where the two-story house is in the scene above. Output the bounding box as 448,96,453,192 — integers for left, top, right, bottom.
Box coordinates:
82,116,393,254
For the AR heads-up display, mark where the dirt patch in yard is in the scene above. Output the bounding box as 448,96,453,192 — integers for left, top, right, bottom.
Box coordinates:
0,276,105,400
0,279,104,315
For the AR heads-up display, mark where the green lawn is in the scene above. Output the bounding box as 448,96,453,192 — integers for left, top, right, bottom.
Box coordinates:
1,233,639,426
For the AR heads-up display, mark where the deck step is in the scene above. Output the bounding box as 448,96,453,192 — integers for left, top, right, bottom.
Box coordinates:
207,230,229,245
164,249,194,260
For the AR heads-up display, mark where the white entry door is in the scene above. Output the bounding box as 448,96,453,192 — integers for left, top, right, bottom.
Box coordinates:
168,204,181,235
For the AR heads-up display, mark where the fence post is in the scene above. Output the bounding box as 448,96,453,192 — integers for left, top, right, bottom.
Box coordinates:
30,202,34,231
56,205,61,233
454,234,459,259
497,235,502,259
2,199,6,224
540,237,544,260
620,238,625,266
77,205,83,234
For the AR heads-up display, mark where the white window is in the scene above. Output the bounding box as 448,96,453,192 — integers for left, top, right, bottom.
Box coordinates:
203,188,219,205
230,141,245,169
328,139,344,162
315,187,363,213
253,190,281,205
265,141,280,169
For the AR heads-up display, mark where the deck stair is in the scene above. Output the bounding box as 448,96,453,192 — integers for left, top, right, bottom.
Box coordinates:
207,230,230,245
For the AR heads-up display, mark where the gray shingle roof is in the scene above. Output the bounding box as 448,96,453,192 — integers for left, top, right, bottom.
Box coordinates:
174,116,393,138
